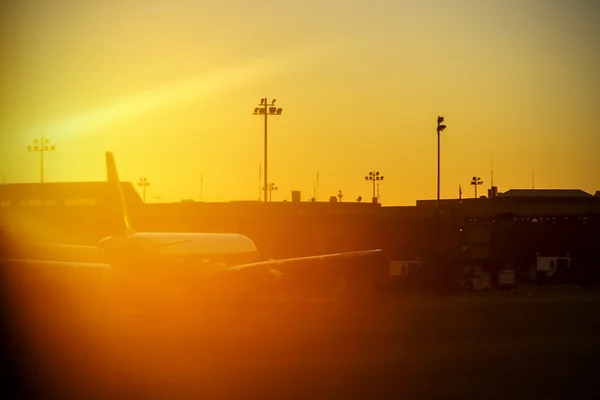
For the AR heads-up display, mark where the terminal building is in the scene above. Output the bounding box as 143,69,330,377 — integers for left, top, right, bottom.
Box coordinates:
1,182,599,283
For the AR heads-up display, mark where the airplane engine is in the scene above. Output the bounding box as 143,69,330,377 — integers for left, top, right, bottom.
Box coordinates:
264,268,283,285
249,268,283,302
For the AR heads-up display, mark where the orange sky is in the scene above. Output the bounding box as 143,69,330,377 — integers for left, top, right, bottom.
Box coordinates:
1,1,598,204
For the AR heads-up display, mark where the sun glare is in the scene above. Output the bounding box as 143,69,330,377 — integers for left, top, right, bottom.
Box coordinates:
29,39,346,145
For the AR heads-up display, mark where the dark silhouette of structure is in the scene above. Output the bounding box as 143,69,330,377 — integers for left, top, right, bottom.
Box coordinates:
436,116,447,210
471,177,483,198
137,178,150,203
1,181,599,286
253,98,283,203
365,171,384,203
27,130,55,183
263,182,278,202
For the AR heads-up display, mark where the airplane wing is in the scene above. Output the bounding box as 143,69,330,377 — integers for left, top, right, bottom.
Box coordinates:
224,249,383,273
24,243,103,263
1,258,111,270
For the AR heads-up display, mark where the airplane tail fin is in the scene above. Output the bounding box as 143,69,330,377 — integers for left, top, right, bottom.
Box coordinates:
106,152,136,236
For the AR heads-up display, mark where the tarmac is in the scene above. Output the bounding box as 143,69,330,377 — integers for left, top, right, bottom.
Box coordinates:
5,284,600,399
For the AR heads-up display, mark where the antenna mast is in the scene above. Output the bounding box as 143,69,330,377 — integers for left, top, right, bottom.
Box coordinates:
316,170,320,201
490,155,494,187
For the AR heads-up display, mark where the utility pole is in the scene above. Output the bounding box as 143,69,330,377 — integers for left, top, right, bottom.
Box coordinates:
434,117,447,292
27,130,55,183
470,176,483,198
365,171,384,203
258,163,262,201
137,177,150,203
436,117,447,209
252,98,283,202
490,155,494,187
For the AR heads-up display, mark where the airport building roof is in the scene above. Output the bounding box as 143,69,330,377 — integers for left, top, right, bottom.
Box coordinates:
0,181,142,208
1,182,598,221
498,189,594,198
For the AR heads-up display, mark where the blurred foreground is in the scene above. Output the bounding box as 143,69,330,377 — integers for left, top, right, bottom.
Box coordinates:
3,265,600,399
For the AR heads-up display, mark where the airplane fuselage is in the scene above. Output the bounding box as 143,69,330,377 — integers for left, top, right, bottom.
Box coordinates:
98,232,261,277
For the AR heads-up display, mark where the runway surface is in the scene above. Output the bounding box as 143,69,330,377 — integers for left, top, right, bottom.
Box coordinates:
5,285,600,399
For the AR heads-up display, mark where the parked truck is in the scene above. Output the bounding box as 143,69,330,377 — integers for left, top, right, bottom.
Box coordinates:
522,253,572,285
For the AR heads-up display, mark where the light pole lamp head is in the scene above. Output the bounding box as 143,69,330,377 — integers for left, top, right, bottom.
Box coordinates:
437,116,444,124
272,99,276,105
437,124,446,133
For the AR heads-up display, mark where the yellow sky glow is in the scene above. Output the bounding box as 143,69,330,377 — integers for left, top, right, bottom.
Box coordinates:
1,1,598,204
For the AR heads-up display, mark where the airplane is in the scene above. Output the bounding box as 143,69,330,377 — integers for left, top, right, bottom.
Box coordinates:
1,152,384,303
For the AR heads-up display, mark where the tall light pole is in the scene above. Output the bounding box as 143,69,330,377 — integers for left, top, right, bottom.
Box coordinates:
365,171,384,203
436,116,447,209
253,98,283,203
263,182,278,202
314,170,322,201
27,130,55,183
471,176,483,198
137,177,150,203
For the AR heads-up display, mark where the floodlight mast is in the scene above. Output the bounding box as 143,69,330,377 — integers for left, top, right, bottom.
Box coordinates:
470,176,483,198
436,116,447,210
27,129,55,183
137,177,150,203
263,182,278,202
365,171,384,203
253,98,283,203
